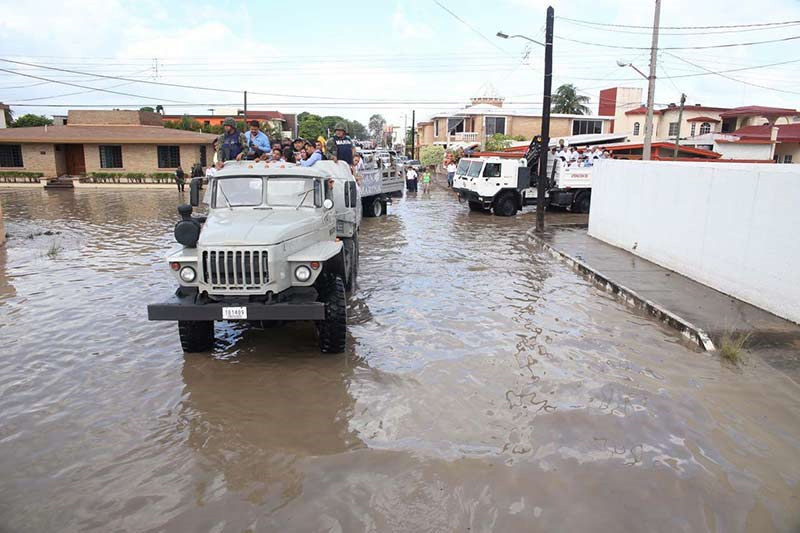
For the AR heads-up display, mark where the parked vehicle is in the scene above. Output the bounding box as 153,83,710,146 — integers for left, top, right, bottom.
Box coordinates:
147,160,361,353
356,150,404,217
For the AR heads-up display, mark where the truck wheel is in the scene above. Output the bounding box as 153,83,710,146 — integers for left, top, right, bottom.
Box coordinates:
574,192,591,213
468,201,485,212
493,191,518,217
343,234,359,292
316,274,347,353
178,321,215,352
370,198,383,217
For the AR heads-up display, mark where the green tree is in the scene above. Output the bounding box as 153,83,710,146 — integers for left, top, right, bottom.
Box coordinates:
139,106,155,112
420,145,445,168
551,84,591,115
368,114,386,143
484,133,528,151
12,114,53,128
163,115,201,131
298,115,324,140
347,119,368,140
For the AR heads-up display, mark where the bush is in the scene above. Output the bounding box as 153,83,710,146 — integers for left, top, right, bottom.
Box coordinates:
420,145,445,168
485,133,527,151
0,170,44,183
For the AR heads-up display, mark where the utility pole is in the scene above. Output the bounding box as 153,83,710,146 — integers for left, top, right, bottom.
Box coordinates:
403,114,408,157
642,0,661,161
243,91,248,124
535,6,554,234
673,93,686,160
411,109,416,159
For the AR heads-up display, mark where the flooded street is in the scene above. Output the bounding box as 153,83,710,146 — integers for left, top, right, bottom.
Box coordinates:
1,187,799,532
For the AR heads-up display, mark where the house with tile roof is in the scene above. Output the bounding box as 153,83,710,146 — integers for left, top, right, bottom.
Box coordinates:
0,109,217,182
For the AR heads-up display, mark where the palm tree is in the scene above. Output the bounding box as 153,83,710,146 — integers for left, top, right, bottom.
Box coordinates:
551,84,591,115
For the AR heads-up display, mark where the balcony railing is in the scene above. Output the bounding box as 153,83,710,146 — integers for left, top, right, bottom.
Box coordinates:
448,132,479,143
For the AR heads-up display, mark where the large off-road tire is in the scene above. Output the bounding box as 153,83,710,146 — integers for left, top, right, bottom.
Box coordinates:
342,233,359,293
468,201,485,212
316,274,347,353
178,320,215,352
363,197,384,217
493,191,518,217
573,191,591,213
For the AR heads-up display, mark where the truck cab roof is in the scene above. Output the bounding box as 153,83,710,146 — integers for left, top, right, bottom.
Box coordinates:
214,160,355,181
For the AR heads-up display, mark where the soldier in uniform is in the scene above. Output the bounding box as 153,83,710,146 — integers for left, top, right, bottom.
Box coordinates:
326,123,354,165
215,117,248,166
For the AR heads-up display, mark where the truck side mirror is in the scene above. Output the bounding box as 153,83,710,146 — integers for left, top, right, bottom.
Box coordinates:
189,178,200,207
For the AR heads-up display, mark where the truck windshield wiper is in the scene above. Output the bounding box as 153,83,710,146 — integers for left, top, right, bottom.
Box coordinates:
295,188,314,210
217,181,233,210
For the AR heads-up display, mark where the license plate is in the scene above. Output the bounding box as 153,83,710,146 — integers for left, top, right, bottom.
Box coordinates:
222,306,248,320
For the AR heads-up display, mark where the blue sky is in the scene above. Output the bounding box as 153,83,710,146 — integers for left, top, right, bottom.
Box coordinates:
1,0,799,129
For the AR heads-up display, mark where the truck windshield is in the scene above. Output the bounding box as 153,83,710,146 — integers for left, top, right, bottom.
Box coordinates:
267,177,321,208
214,177,263,207
456,159,469,175
466,161,483,177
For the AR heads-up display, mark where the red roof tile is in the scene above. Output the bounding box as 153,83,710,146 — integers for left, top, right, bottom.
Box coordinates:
719,106,797,118
732,123,800,142
687,116,720,123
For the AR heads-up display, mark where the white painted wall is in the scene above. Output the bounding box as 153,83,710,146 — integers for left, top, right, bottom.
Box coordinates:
713,142,771,160
589,160,800,323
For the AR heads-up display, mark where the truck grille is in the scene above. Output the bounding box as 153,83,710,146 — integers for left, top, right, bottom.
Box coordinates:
201,249,269,292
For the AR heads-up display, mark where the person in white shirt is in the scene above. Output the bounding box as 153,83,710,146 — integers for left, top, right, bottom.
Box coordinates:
446,162,457,187
568,146,579,165
406,166,418,193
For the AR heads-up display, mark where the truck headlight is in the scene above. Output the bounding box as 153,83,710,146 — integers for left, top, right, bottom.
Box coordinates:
294,265,312,282
179,266,197,283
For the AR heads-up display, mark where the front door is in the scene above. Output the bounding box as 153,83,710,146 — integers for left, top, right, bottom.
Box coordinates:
65,144,86,175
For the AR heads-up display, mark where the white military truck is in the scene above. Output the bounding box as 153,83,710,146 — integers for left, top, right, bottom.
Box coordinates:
453,156,538,216
356,150,404,217
547,163,593,213
148,160,361,353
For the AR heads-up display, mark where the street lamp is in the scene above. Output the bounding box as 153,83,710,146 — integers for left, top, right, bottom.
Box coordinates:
618,60,656,161
496,31,546,47
497,7,554,235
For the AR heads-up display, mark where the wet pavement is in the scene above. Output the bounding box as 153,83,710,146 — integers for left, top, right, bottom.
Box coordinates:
1,187,799,532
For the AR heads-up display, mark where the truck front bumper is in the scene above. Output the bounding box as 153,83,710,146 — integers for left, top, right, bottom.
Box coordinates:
148,287,325,321
454,187,493,208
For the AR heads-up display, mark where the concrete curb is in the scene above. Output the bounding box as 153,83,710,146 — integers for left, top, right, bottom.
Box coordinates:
528,228,716,351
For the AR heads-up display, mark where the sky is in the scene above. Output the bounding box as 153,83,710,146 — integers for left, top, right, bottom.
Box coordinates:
1,0,799,131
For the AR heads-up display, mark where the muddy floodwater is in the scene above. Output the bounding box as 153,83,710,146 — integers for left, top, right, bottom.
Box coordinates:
1,188,799,532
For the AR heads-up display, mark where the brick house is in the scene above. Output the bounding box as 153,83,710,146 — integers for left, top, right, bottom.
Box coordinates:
0,109,216,178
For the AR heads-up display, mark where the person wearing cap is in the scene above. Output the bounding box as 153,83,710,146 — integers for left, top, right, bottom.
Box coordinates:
215,117,248,165
244,120,271,159
326,123,354,165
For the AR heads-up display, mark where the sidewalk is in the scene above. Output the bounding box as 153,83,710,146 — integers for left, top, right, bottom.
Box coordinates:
533,226,800,381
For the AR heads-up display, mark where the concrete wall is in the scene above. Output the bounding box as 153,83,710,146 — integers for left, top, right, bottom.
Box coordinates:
19,144,57,175
713,142,771,160
588,160,800,323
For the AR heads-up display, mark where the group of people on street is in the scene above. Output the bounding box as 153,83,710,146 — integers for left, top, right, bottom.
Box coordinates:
404,166,432,195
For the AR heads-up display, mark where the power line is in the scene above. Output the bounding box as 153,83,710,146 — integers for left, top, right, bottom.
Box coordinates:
664,52,800,95
430,0,514,56
0,67,188,103
555,34,800,50
555,16,800,30
559,18,800,36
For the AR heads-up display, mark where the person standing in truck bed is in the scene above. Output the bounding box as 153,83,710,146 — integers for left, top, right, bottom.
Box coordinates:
326,123,354,165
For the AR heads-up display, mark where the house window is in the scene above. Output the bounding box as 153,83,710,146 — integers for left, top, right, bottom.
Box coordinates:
203,120,210,126
485,117,506,136
690,123,696,136
784,155,793,164
157,145,181,168
434,120,439,137
699,122,712,135
447,118,465,135
200,146,207,167
633,122,640,136
668,122,679,137
0,144,23,167
572,119,602,135
99,145,123,168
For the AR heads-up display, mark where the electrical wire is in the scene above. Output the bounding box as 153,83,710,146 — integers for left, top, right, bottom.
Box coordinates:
430,0,515,57
555,16,800,30
555,34,800,50
558,19,800,36
664,52,800,95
